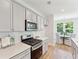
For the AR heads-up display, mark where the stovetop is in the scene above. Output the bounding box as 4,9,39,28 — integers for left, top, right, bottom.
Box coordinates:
21,38,42,46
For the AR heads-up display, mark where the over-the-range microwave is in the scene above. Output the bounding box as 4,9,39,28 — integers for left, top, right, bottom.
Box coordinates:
25,20,38,31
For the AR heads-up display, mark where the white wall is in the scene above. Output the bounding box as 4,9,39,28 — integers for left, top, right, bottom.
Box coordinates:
45,15,56,45
54,13,77,20
45,14,78,46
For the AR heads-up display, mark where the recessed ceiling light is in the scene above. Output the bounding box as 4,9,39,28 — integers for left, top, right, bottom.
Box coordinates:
47,0,51,5
61,9,65,12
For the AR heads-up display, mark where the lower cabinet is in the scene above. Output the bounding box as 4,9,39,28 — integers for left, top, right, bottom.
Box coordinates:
42,39,48,55
21,53,30,59
10,49,31,59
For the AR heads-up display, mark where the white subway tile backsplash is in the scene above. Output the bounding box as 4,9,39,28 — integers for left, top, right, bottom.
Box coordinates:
0,31,46,44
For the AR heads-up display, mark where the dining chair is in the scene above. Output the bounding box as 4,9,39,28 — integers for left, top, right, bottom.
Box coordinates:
56,33,62,45
70,34,76,38
64,33,76,46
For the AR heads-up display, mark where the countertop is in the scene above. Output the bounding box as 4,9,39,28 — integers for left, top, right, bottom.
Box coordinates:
35,36,48,41
0,42,31,59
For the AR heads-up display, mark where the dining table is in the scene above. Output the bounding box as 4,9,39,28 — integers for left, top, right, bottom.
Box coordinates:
60,35,70,45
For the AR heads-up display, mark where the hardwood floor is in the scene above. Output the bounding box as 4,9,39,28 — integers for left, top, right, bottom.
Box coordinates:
56,44,73,53
40,44,73,59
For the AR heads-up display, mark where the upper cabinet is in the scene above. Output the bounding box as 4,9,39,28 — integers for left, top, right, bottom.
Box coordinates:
0,0,44,32
40,17,44,30
0,0,11,31
37,16,44,31
25,9,37,23
12,3,25,31
25,9,32,21
12,2,38,31
31,12,37,23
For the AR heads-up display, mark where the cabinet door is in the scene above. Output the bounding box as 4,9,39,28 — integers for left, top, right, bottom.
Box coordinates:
31,12,37,23
0,0,11,31
37,16,44,31
26,9,32,21
37,16,41,30
13,3,25,31
21,53,31,59
10,49,31,59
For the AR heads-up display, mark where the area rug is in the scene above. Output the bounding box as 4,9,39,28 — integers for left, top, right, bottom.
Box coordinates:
53,48,73,59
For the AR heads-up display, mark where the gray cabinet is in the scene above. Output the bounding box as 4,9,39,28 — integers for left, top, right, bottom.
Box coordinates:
0,0,11,31
12,3,25,31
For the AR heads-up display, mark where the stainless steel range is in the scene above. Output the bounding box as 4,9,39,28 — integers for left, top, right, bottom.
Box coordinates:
21,35,42,59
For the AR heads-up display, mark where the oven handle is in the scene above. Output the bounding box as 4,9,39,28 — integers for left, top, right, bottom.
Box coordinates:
32,43,42,51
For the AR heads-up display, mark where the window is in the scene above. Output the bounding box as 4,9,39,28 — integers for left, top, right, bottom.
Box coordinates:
57,23,63,34
57,21,73,35
65,22,73,33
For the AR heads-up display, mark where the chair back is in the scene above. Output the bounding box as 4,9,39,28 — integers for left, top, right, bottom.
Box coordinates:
56,33,62,44
70,34,76,38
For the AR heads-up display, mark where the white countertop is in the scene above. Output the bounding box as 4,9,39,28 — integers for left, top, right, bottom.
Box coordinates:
0,42,31,59
35,37,48,41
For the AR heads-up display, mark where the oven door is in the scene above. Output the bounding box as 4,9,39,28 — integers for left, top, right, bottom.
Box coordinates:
31,46,42,59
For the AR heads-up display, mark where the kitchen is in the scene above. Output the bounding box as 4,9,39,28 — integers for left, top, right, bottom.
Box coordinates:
0,0,78,59
0,0,48,59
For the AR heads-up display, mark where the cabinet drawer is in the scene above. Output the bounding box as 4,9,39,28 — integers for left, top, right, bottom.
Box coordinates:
10,48,31,59
21,52,31,59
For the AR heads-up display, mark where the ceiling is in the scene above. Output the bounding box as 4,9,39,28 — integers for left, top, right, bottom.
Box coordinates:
23,0,78,17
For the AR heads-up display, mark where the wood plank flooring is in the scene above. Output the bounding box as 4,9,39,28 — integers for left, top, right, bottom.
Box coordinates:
40,44,73,59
